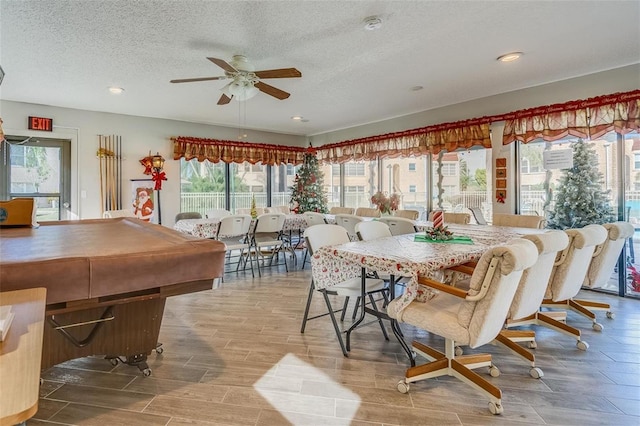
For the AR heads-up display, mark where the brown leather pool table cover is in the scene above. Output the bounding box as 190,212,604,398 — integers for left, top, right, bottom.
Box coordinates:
0,218,225,304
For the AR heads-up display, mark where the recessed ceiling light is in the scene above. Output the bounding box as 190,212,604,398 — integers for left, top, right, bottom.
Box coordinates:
497,52,523,62
410,86,424,91
108,86,124,94
291,116,303,120
363,16,383,30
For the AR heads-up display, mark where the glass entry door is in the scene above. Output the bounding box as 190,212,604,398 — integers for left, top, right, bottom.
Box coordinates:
0,136,71,221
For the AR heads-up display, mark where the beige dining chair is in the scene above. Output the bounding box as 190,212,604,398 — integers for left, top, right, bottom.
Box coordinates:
576,222,633,328
428,211,470,224
334,214,363,241
250,213,287,276
355,207,381,218
388,238,538,414
492,213,546,229
206,208,232,219
378,216,417,236
329,206,355,215
394,209,419,220
216,214,254,277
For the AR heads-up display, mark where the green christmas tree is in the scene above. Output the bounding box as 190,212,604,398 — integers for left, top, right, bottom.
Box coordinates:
250,194,258,219
289,152,329,214
546,139,614,229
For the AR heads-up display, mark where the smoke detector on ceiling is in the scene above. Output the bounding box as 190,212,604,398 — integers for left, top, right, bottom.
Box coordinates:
363,16,383,30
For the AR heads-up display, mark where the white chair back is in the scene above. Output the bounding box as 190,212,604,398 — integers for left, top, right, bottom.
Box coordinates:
378,216,417,236
254,213,285,233
217,214,251,239
334,214,363,240
303,211,327,227
206,209,232,219
355,220,391,241
509,231,569,320
546,225,608,301
584,221,635,289
103,209,135,218
304,224,350,255
175,211,202,221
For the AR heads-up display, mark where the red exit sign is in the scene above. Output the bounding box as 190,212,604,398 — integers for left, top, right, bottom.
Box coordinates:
28,116,53,131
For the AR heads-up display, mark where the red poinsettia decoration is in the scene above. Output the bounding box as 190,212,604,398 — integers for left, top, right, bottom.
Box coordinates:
627,264,640,292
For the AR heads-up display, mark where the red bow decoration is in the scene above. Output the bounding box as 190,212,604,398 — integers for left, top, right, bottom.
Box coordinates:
152,170,167,190
139,156,153,175
496,192,506,203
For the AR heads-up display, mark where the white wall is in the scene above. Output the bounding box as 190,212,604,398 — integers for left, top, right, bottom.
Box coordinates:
1,101,306,225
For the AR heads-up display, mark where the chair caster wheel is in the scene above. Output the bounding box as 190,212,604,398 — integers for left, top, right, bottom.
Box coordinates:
489,366,500,377
396,380,410,394
454,346,464,356
606,311,615,319
527,341,537,349
592,322,603,332
529,367,544,379
40,378,44,385
576,340,589,351
109,358,119,366
488,402,503,415
155,346,164,354
142,368,152,377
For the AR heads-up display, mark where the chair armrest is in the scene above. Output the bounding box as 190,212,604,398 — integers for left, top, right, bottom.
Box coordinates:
417,276,469,299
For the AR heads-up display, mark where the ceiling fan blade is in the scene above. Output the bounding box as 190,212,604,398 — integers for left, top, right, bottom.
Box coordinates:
170,76,225,83
217,93,232,105
207,57,237,73
254,68,302,79
254,81,290,100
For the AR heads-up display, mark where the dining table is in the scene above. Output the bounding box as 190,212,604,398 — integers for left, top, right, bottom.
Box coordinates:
310,223,544,363
174,214,309,239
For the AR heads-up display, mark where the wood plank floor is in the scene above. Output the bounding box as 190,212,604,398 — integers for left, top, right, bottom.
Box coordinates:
30,261,640,425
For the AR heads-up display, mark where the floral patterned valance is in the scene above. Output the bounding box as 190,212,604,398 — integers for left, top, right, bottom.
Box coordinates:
502,90,640,144
316,118,491,163
172,136,309,165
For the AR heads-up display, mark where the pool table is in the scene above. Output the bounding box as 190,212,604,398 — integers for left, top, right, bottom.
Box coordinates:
0,218,225,375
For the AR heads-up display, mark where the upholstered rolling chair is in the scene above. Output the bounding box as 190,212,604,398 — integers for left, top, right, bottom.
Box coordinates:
175,212,202,222
537,225,608,346
428,211,471,225
492,213,546,229
579,221,634,325
329,206,355,215
334,214,364,241
378,216,417,236
103,209,136,218
206,208,232,219
394,209,420,220
300,212,329,267
250,213,287,276
216,214,254,276
355,207,381,218
388,238,538,415
301,224,389,357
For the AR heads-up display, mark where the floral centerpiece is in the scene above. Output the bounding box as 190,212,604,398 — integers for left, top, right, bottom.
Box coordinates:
371,191,400,215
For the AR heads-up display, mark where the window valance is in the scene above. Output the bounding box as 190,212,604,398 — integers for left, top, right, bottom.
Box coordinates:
172,136,308,165
316,118,491,163
502,90,640,144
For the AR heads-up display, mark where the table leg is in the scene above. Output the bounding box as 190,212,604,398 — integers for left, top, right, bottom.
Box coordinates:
345,268,368,352
388,274,416,367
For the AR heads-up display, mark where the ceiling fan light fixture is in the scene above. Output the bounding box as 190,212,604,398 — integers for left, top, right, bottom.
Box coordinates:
228,79,259,101
497,52,523,62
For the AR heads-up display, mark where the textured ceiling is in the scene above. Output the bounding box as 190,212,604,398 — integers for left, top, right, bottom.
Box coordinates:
1,1,639,137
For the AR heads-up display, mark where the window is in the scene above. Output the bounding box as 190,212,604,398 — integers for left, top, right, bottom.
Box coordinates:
521,158,530,174
344,163,365,176
634,153,640,169
10,145,26,166
409,185,416,192
441,163,456,176
408,163,416,171
345,186,364,192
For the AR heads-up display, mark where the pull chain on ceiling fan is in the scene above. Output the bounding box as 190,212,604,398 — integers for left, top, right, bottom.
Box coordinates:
170,55,301,105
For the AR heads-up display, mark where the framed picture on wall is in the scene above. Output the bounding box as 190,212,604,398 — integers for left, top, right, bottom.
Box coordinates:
495,179,507,189
496,189,507,202
131,179,157,224
496,168,507,178
496,158,507,168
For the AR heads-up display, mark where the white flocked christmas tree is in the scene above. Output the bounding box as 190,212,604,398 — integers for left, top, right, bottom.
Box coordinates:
289,152,329,214
546,139,615,229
